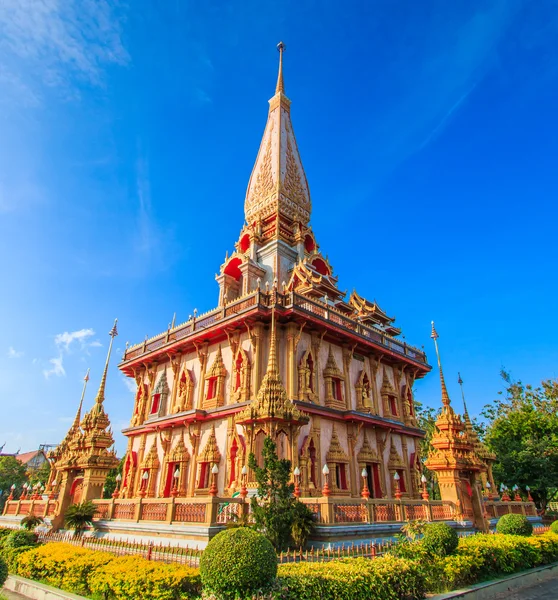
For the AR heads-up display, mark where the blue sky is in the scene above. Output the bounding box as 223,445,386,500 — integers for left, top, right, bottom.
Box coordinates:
1,0,557,456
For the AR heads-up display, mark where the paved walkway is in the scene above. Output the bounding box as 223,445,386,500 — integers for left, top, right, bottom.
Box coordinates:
490,575,558,599
1,589,28,600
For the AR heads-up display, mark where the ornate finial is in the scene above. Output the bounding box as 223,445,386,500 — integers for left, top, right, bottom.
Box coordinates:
94,319,118,406
71,368,90,429
171,312,176,328
458,372,468,416
430,321,451,407
276,41,285,94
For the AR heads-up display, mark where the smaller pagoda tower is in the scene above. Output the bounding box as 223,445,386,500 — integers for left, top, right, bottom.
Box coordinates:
425,322,486,529
49,320,120,526
457,373,497,492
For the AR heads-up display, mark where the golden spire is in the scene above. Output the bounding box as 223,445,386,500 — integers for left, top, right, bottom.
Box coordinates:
457,372,468,416
430,321,451,407
94,319,118,406
71,369,90,429
276,41,285,94
244,43,311,227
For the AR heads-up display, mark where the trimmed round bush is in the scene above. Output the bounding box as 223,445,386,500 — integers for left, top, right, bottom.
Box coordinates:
496,513,533,536
549,520,558,534
4,530,37,549
200,527,277,599
0,555,8,587
422,522,459,557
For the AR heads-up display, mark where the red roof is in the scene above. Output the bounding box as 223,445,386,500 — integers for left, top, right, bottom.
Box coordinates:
16,450,46,465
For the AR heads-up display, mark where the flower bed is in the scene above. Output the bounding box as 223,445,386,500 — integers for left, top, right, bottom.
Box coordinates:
1,532,558,599
10,543,201,599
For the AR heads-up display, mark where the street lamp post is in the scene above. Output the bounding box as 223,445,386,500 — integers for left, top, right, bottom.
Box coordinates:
421,474,430,501
322,464,331,497
209,464,219,497
361,468,370,499
393,472,402,500
293,466,301,498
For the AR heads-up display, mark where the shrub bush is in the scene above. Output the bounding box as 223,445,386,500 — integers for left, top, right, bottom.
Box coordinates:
17,543,114,596
0,556,8,588
277,554,426,600
1,546,35,573
422,523,459,557
549,520,558,534
17,543,201,599
496,514,533,536
4,531,37,549
200,528,277,599
89,555,201,600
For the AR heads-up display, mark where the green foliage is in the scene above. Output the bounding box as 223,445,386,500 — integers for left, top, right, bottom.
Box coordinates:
290,501,316,549
496,514,533,536
200,528,277,599
64,500,96,534
1,546,35,573
401,520,428,542
277,554,426,600
17,543,201,599
103,455,124,499
248,436,314,551
550,520,558,534
27,460,51,488
4,530,37,549
482,371,558,512
422,522,459,557
0,456,27,511
0,556,7,588
20,515,44,531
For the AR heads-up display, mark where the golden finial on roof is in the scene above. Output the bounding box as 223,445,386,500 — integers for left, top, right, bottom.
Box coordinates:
72,368,90,428
276,41,285,94
457,371,468,416
94,319,118,406
431,321,451,407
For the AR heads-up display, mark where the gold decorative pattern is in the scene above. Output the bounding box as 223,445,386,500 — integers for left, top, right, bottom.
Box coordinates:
326,426,349,463
357,432,378,464
199,425,222,464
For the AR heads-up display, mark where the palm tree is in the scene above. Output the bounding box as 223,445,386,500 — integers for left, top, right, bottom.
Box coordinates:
20,515,44,531
64,501,97,535
290,501,315,549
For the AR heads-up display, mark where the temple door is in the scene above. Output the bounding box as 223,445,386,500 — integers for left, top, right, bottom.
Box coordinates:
70,477,83,504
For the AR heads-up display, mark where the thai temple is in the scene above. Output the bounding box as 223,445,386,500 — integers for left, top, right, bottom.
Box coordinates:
2,45,537,543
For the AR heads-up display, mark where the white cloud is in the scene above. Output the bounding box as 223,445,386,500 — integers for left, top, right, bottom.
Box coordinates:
54,328,95,351
7,346,23,358
89,340,102,348
122,377,136,393
0,0,129,104
43,355,65,379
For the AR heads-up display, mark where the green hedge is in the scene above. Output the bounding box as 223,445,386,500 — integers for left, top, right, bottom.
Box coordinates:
549,520,558,534
14,543,201,599
278,554,426,600
496,514,533,536
200,528,277,599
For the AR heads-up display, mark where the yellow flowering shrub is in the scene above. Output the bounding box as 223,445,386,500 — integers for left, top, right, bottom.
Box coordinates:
88,555,201,600
17,543,113,596
278,554,426,600
15,542,200,599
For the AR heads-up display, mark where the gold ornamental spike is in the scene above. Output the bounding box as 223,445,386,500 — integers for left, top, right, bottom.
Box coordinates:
94,319,118,405
276,41,286,94
430,321,451,407
457,371,468,415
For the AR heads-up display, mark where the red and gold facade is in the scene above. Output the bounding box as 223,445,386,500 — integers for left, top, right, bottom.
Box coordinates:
116,46,430,507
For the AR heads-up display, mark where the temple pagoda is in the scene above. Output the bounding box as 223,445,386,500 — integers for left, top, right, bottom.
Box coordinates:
116,44,430,505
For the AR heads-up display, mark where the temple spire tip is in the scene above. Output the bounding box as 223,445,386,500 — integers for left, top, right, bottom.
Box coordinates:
275,41,285,94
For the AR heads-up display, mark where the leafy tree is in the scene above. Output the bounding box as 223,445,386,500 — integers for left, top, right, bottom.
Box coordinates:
102,456,124,499
482,371,558,512
248,436,314,551
64,501,97,535
20,515,44,531
28,460,51,488
0,455,27,511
